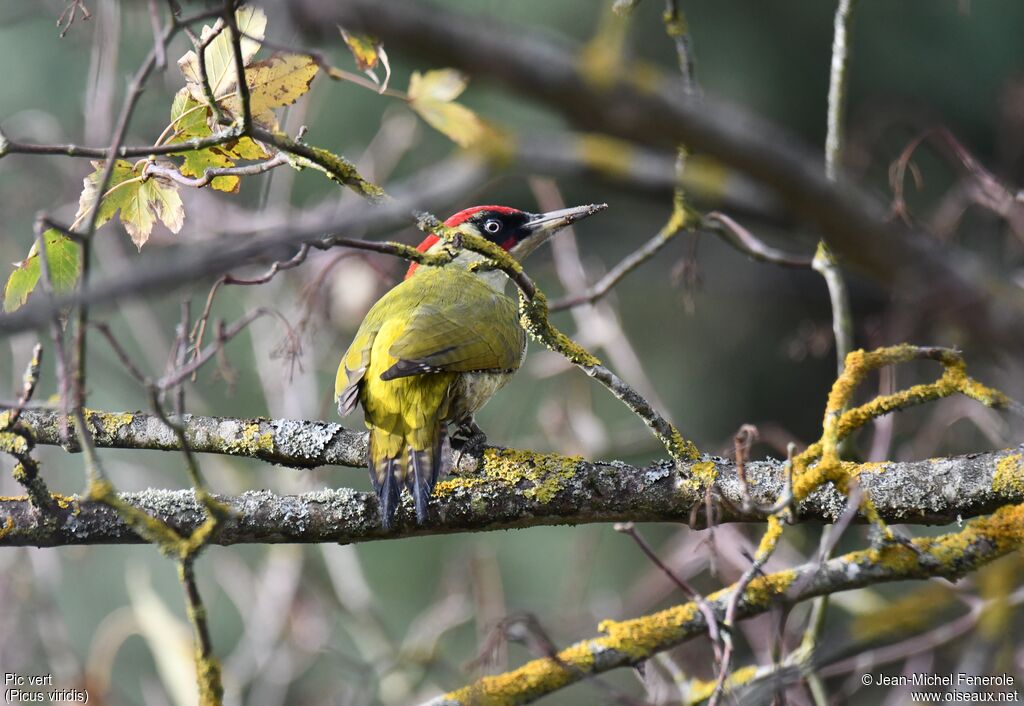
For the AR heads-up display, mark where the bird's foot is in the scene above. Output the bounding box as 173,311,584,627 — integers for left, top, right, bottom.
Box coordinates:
452,419,488,459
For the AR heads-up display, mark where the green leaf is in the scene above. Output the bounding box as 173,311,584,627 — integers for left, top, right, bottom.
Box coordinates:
407,70,485,148
3,231,81,312
178,5,266,102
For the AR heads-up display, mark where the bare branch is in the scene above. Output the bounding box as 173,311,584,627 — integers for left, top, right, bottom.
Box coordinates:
825,0,857,181
550,199,689,311
703,211,812,268
142,152,288,188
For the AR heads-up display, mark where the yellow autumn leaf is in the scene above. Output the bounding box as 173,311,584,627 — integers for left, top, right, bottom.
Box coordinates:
407,69,485,147
178,5,266,102
408,69,468,103
339,26,391,92
410,99,485,148
168,89,273,192
339,27,381,72
242,53,320,128
224,135,270,161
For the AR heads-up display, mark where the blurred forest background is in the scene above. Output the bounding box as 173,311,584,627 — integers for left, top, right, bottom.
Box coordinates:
1,0,1023,704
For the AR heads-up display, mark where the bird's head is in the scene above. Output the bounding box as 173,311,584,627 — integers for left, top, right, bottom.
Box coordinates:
405,203,607,279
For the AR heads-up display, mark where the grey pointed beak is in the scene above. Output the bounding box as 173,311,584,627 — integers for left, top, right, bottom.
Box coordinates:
524,203,608,235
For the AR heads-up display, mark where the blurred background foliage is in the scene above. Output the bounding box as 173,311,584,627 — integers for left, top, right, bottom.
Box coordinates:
1,1,1023,704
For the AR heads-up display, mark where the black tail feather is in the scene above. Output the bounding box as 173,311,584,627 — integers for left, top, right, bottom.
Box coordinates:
407,425,449,525
377,457,401,530
409,449,430,524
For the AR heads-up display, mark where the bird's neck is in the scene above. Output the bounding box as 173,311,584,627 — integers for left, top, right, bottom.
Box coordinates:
430,247,511,292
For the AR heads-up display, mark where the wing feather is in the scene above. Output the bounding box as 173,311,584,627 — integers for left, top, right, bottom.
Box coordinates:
383,278,525,379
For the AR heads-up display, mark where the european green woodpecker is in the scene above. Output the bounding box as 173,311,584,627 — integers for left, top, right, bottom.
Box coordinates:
335,203,606,528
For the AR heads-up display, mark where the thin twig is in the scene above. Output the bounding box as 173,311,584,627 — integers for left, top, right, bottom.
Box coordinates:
662,0,698,96
222,0,252,130
703,212,812,268
614,522,723,663
143,152,288,188
825,0,857,181
72,7,185,417
549,206,689,311
178,558,224,704
0,128,245,161
239,31,408,99
157,307,279,390
812,241,853,377
147,0,167,70
188,243,311,373
190,19,228,125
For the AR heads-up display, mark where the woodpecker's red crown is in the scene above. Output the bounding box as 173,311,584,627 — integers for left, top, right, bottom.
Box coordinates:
405,203,607,279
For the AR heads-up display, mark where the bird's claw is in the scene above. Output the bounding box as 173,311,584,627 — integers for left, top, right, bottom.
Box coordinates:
452,419,488,459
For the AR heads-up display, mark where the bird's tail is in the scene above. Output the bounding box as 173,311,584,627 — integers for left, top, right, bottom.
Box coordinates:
368,425,451,529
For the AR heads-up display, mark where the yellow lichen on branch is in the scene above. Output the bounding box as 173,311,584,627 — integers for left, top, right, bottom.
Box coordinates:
437,504,1024,706
792,345,1018,505
435,448,584,504
993,453,1024,496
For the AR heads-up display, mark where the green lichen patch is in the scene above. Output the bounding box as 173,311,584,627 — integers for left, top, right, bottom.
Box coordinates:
741,566,797,607
867,503,1024,575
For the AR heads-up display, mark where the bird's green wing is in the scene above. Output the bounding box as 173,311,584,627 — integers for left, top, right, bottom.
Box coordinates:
335,309,385,415
383,275,525,380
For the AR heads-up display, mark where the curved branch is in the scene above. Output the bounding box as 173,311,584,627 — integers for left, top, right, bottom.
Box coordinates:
421,502,1024,706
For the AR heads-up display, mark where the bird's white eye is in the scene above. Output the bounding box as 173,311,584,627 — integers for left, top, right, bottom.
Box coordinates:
483,219,502,234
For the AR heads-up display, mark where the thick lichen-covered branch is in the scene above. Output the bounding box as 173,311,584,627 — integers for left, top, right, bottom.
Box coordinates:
0,413,1021,546
421,502,1024,706
791,345,1019,512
